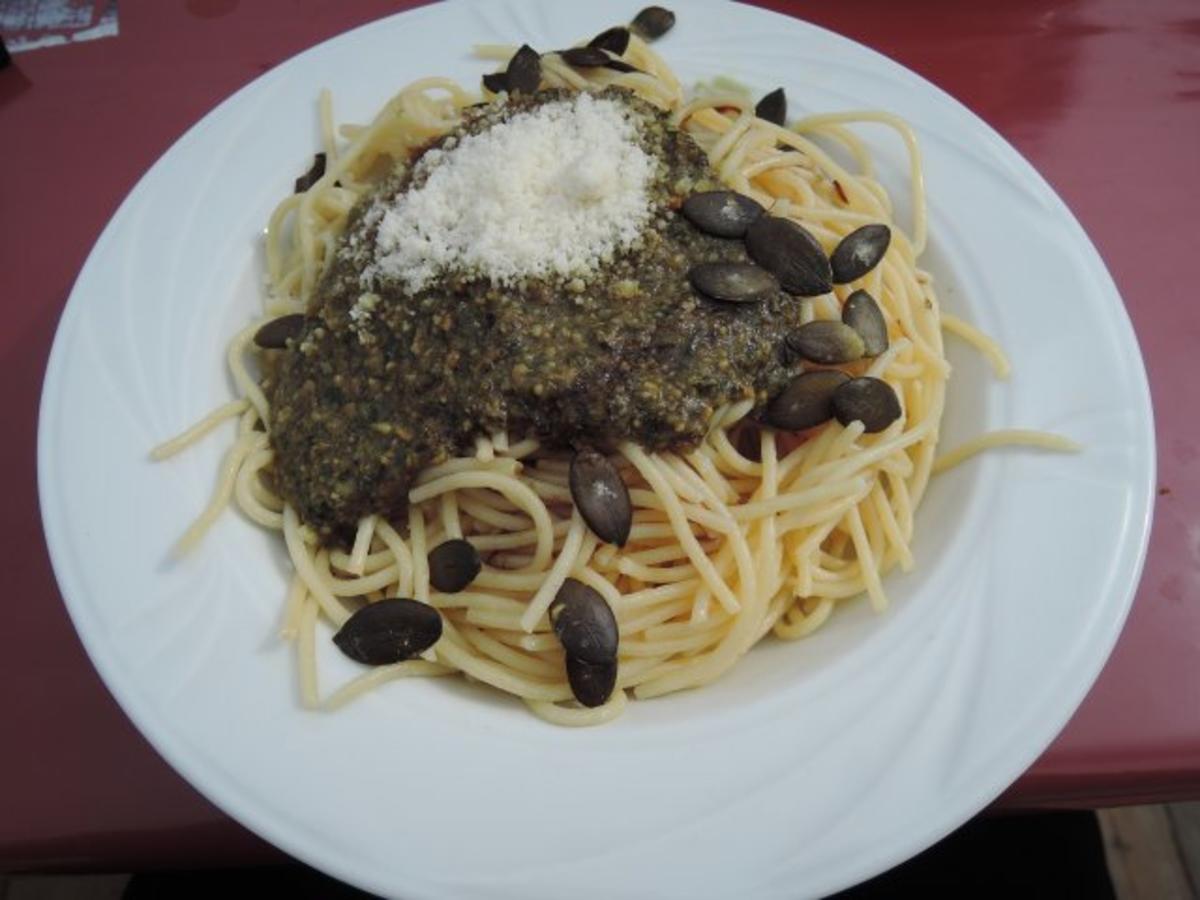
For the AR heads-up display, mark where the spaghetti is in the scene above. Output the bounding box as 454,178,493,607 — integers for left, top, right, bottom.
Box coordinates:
153,27,1073,725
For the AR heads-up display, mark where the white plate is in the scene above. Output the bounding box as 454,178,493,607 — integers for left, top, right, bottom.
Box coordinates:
38,1,1154,897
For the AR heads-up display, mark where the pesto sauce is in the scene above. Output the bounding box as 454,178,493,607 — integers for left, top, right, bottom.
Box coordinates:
268,90,806,539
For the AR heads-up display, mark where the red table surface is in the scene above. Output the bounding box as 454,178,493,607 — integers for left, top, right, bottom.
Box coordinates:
3,0,1198,872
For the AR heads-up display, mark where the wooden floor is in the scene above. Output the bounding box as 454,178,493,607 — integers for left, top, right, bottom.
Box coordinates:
3,805,1199,899
1099,803,1200,899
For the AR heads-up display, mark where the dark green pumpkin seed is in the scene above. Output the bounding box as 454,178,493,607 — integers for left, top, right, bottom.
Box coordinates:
832,376,902,432
689,262,778,304
559,46,610,67
428,538,481,593
745,216,833,297
293,152,326,193
482,71,508,94
755,87,787,126
733,421,763,461
253,313,311,349
830,223,891,283
788,320,865,364
566,654,617,708
332,598,442,665
506,44,541,94
842,289,888,356
588,26,631,56
604,58,641,74
630,5,675,40
550,578,619,664
681,190,765,238
570,449,632,546
765,370,851,431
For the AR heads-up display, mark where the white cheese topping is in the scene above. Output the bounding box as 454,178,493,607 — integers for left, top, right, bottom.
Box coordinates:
365,93,656,293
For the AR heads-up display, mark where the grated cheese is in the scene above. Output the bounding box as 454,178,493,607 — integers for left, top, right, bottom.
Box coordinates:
348,291,380,345
365,93,655,293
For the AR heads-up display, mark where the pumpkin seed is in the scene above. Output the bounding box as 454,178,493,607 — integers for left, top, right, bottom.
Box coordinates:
253,313,310,349
689,262,778,304
550,578,619,664
755,87,787,126
588,26,631,56
482,71,508,94
788,320,865,364
733,421,763,461
332,598,442,665
765,370,851,431
630,5,675,40
745,216,832,297
293,152,326,193
570,449,633,546
603,58,641,74
428,538,481,593
506,44,541,95
842,289,888,356
681,190,765,238
566,654,617,708
830,223,891,283
832,376,902,432
559,46,611,68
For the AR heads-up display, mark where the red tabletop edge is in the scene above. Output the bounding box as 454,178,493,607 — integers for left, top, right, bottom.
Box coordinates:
3,0,1198,870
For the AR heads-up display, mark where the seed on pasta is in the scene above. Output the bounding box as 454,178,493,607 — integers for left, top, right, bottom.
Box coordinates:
630,6,675,40
566,654,618,708
558,47,612,68
733,420,763,461
681,190,765,238
428,538,481,593
830,224,891,284
842,289,889,356
505,44,542,95
832,376,902,433
550,578,619,664
253,313,310,349
788,320,865,365
689,262,778,304
766,370,851,431
588,26,631,56
755,87,787,126
745,216,833,297
569,450,632,546
603,58,641,74
332,598,443,665
293,152,326,194
482,71,508,95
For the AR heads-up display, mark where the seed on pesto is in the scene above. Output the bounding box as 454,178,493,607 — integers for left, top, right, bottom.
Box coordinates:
506,44,542,94
766,370,850,431
689,262,778,304
745,216,833,297
681,190,765,238
788,320,865,365
254,313,311,349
